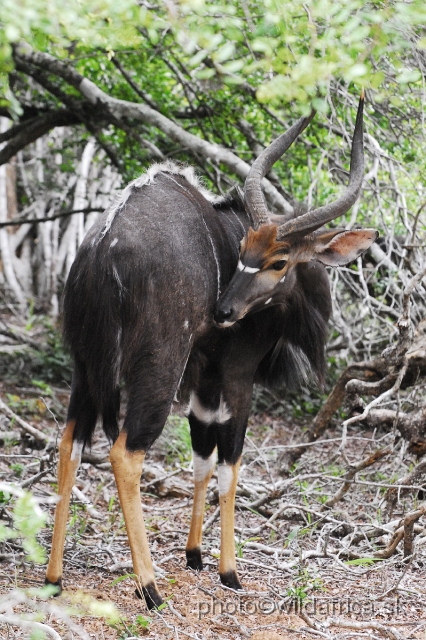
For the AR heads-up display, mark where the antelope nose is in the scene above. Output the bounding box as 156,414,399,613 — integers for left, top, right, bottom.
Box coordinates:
214,306,233,325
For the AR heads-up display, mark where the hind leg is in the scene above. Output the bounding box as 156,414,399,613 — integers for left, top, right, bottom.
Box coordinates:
110,430,163,609
46,365,97,590
110,360,183,609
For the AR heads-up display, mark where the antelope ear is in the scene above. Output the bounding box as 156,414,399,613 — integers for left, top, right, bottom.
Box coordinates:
313,229,379,266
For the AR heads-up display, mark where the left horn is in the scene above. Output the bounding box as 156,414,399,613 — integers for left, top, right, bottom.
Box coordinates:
244,110,316,229
277,92,365,240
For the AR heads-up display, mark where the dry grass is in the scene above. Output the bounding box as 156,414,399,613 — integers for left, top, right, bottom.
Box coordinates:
0,380,425,640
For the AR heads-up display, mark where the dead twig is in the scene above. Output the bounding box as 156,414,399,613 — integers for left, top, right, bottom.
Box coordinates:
326,617,404,640
322,446,391,509
0,397,51,444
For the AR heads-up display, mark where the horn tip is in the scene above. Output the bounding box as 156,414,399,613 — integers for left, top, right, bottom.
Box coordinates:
360,87,365,101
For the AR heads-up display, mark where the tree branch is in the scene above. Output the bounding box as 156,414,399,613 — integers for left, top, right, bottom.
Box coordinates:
0,110,81,166
13,43,293,214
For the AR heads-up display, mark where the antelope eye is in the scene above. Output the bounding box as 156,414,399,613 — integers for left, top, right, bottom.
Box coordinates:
271,260,287,271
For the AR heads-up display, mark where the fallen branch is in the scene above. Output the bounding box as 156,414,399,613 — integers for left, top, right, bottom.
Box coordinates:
72,486,102,519
322,446,391,509
0,397,50,444
0,614,62,640
385,458,426,517
327,617,404,640
403,503,426,558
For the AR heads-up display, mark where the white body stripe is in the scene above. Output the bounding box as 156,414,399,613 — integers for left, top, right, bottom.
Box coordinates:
218,464,233,496
110,238,118,248
193,451,217,483
237,260,260,274
265,297,272,305
70,440,83,462
280,275,286,283
189,392,232,425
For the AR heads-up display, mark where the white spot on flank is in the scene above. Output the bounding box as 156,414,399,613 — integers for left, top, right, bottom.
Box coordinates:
70,440,83,462
217,395,231,423
237,260,260,274
265,297,272,305
193,451,217,483
218,464,233,496
183,319,189,329
110,238,118,248
189,392,232,425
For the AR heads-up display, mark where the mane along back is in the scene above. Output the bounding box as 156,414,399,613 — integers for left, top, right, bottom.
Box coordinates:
256,261,331,389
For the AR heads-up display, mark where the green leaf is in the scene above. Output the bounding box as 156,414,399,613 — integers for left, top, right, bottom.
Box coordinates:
345,557,384,566
110,573,138,587
395,69,421,84
194,67,216,80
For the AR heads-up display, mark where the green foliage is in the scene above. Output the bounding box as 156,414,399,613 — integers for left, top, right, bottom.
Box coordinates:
109,614,152,639
160,415,192,464
2,0,425,112
172,0,425,107
286,566,324,601
6,393,47,417
235,536,261,558
0,483,46,563
0,0,141,110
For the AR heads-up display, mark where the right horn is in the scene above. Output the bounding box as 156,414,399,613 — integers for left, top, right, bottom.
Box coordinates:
244,110,316,230
277,91,365,240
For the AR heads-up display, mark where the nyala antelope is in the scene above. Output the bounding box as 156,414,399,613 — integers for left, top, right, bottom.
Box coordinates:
46,95,377,608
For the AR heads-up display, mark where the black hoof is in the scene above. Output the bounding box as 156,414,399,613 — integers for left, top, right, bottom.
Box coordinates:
135,581,164,610
220,570,243,591
45,577,62,596
186,548,203,571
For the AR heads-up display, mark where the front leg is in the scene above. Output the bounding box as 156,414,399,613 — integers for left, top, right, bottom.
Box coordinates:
217,457,242,589
186,392,218,570
216,393,251,591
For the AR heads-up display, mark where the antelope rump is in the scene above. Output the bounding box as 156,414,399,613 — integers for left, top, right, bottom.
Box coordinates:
45,95,378,608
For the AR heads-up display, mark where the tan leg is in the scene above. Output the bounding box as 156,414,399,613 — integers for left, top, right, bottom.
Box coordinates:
109,430,162,609
46,420,81,590
218,457,242,589
186,450,216,570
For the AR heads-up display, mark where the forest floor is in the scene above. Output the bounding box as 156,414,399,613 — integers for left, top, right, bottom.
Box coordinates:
0,371,425,639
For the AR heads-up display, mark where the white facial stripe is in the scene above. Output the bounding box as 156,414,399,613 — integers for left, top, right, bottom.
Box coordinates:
218,464,233,496
237,260,260,274
70,440,83,462
265,297,272,305
193,451,217,483
189,392,232,425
